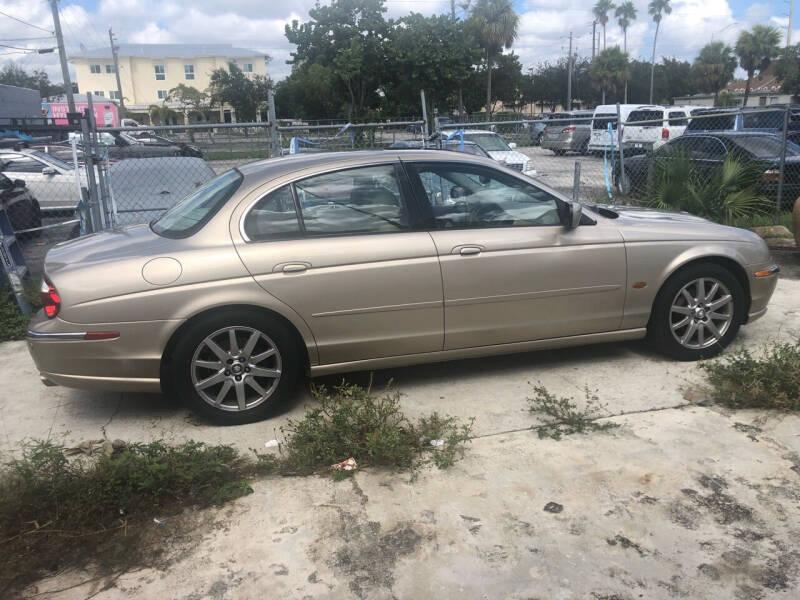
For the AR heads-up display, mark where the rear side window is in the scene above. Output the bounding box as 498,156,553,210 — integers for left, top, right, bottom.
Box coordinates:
151,169,242,238
627,110,663,125
668,111,688,126
243,185,301,241
742,111,784,129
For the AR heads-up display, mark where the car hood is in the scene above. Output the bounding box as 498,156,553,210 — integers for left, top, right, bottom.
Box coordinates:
596,204,765,245
487,150,532,168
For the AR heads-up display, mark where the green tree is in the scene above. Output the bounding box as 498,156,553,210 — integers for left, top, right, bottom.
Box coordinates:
275,63,340,119
168,84,211,119
775,43,800,96
692,42,737,106
590,46,630,103
648,0,672,104
0,63,66,100
147,104,177,125
593,0,615,51
656,57,695,104
466,0,519,121
615,1,637,53
285,0,388,119
208,63,272,122
735,25,782,106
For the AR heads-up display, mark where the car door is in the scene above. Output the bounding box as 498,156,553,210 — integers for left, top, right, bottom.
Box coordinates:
233,161,443,364
404,160,626,350
688,136,727,179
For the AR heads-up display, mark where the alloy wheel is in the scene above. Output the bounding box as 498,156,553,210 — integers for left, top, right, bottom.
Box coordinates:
669,277,734,350
190,326,282,412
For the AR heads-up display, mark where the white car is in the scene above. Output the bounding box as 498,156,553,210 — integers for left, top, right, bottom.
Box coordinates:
0,148,83,212
446,130,535,176
588,104,646,154
622,106,696,154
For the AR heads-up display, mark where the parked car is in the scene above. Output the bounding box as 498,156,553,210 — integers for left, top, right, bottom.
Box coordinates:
685,106,800,145
530,113,554,146
66,131,199,159
0,148,81,212
0,172,41,238
26,150,778,424
621,105,696,154
389,139,492,159
588,104,646,153
619,131,800,208
126,131,204,158
440,130,535,176
540,110,593,155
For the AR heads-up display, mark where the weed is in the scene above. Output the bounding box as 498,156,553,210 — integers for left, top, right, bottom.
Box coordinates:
0,283,40,343
0,440,266,594
278,382,473,473
699,343,800,410
527,384,619,440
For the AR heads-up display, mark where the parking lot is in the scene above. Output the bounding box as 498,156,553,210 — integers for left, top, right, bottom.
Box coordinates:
4,254,800,599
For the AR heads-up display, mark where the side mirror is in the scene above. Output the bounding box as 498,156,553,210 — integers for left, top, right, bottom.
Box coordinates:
13,179,26,188
565,201,582,229
41,167,57,176
508,142,517,149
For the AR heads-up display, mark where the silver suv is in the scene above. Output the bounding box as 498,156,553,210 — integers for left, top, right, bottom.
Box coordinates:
540,110,593,155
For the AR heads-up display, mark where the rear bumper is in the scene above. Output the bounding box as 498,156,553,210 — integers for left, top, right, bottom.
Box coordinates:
26,311,180,393
541,138,578,151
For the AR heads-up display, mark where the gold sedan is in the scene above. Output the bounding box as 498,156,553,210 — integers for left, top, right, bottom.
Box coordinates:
26,150,779,424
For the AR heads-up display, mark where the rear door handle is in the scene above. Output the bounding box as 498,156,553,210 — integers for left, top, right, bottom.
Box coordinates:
282,263,308,273
459,246,482,256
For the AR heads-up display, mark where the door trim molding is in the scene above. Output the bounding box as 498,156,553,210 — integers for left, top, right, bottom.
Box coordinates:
312,299,442,318
445,284,622,307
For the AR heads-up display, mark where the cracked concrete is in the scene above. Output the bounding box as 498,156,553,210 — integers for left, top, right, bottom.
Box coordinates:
2,273,800,599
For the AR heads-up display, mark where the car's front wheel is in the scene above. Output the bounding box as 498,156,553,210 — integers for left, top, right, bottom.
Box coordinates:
649,263,745,361
171,311,300,424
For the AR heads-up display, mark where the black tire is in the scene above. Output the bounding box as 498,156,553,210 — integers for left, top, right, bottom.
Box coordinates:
580,140,589,155
535,132,543,146
27,199,42,238
648,263,746,361
553,149,566,156
171,310,301,425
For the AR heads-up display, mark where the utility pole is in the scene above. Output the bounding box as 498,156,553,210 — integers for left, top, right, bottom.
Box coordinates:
108,29,125,113
567,32,573,111
788,0,795,46
592,21,596,61
450,0,456,20
49,0,75,114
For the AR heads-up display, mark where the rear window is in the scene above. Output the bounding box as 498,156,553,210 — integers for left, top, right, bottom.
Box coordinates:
626,110,663,125
687,112,736,131
593,114,617,130
741,111,784,129
151,169,242,238
668,111,688,126
731,136,800,158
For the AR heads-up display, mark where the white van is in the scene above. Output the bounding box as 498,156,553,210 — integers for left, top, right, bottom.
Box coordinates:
588,104,645,153
622,106,695,154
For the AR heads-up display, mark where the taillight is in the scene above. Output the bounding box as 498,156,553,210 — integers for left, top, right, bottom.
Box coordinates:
562,126,576,133
40,279,60,319
662,127,669,140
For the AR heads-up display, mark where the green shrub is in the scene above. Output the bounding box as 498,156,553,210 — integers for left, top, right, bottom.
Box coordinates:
700,343,800,410
0,283,40,342
528,384,619,440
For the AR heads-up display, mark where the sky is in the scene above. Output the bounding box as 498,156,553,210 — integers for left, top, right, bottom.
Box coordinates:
0,0,795,84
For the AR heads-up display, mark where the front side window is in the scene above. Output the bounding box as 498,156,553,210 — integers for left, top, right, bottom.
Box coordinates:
154,65,165,80
184,64,195,80
293,164,408,235
151,169,243,238
90,64,101,74
409,162,561,229
0,156,44,173
30,150,72,171
243,185,301,241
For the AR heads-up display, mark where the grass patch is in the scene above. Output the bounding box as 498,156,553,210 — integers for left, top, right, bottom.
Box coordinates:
528,384,619,440
278,382,474,474
0,283,41,342
699,343,800,410
0,440,271,595
727,211,794,232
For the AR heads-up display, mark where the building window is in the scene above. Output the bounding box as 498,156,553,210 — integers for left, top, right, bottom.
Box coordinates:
184,64,195,80
759,96,767,106
154,65,165,80
105,64,115,74
90,64,101,74
769,96,780,104
93,91,105,97
109,90,120,100
157,89,168,100
242,63,253,73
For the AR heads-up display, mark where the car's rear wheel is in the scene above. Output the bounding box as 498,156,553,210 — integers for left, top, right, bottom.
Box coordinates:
649,263,745,361
171,311,300,424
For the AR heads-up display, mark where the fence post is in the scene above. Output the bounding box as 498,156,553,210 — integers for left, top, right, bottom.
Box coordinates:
268,90,281,157
616,103,627,194
775,104,790,224
79,114,100,234
420,90,429,139
86,94,111,229
572,161,581,203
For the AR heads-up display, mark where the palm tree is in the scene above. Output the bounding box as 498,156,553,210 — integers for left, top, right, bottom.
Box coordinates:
648,0,672,104
735,25,782,107
615,1,637,102
467,0,519,121
692,42,737,106
590,46,631,103
593,0,615,51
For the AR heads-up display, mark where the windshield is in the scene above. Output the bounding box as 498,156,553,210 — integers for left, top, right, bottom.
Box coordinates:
462,133,511,151
30,150,74,171
732,136,800,158
151,169,243,238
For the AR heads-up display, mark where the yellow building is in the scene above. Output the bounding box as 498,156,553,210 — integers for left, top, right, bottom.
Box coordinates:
71,43,269,122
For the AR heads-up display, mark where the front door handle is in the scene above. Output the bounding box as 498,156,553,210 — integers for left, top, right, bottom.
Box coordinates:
459,246,482,256
282,263,308,273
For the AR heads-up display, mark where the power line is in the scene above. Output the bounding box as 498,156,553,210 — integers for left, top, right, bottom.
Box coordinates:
0,9,53,34
0,36,55,42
